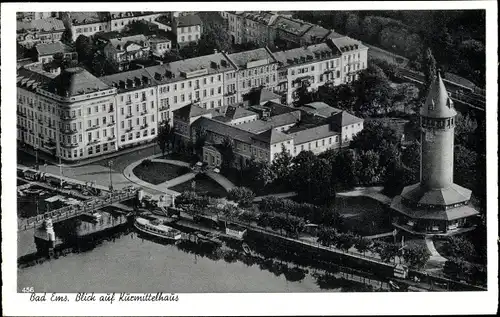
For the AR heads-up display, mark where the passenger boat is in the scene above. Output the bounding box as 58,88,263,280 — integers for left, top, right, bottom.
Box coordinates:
134,217,183,241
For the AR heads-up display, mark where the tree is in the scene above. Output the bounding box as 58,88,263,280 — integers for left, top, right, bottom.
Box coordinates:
345,13,361,38
444,236,476,262
376,241,401,263
332,149,360,189
356,150,384,185
228,187,255,207
156,120,171,156
350,120,400,153
61,28,74,44
163,50,181,63
271,144,294,187
219,136,235,171
193,127,207,159
402,244,430,269
354,65,395,116
422,47,437,97
75,35,94,63
354,236,372,256
455,112,478,148
454,145,478,192
335,232,356,252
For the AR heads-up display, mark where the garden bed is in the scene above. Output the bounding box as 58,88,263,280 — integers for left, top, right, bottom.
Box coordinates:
334,196,393,236
170,173,227,198
133,161,186,185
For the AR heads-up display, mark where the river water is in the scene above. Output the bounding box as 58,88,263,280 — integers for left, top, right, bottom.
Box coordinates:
17,224,380,293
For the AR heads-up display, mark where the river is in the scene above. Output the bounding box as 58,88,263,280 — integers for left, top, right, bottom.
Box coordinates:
17,225,380,293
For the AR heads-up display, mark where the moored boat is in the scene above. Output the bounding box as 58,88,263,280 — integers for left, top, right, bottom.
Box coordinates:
134,217,183,241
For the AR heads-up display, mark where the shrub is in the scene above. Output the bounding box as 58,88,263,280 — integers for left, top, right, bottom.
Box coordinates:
142,159,152,167
228,186,255,207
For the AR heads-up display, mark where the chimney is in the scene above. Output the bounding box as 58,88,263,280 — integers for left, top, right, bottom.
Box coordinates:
213,49,218,54
119,80,126,89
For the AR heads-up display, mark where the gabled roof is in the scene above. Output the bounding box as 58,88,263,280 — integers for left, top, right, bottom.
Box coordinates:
273,42,342,68
329,36,367,52
329,110,363,127
17,67,53,92
192,117,262,146
421,73,457,119
108,34,149,51
298,102,342,118
176,14,202,27
99,67,159,93
224,106,258,120
245,87,281,105
238,111,301,134
35,42,73,57
274,16,313,36
253,128,293,144
173,103,211,122
287,124,339,145
45,67,111,97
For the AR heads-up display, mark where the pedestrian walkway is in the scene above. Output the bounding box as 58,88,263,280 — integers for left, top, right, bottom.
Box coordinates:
205,171,236,192
425,238,448,263
122,153,180,197
253,192,297,202
161,172,196,188
337,186,392,205
151,158,190,167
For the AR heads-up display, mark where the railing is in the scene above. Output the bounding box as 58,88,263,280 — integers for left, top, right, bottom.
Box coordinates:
62,129,78,135
159,106,169,112
126,113,133,119
108,121,116,126
108,136,116,141
60,142,79,149
126,100,132,105
60,115,76,121
86,126,99,132
18,191,138,231
108,108,114,113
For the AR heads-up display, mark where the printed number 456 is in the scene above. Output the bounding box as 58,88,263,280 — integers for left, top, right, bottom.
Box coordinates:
21,286,34,293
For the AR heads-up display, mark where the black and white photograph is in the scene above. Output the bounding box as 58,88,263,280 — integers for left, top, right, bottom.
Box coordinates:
1,1,498,316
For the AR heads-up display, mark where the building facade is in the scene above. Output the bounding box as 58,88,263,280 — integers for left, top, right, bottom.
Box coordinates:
225,48,279,104
17,18,65,48
390,74,480,236
172,14,203,47
273,41,343,105
103,35,151,71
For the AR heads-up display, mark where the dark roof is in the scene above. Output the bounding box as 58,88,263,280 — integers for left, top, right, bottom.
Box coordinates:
17,67,53,92
421,73,457,119
301,24,331,42
100,68,159,93
245,87,281,105
400,183,472,206
224,106,258,120
329,111,363,127
253,128,293,144
227,48,277,69
273,42,342,68
274,16,313,36
329,36,368,52
391,195,479,221
35,42,72,57
17,17,65,32
108,34,148,50
45,67,111,97
260,101,297,116
173,103,211,122
287,123,339,145
298,102,342,118
177,14,202,27
238,111,301,134
192,117,262,146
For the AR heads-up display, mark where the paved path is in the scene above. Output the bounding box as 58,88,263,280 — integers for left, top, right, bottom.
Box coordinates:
253,192,297,202
365,231,397,240
337,186,392,205
161,172,196,188
425,238,448,263
205,171,236,192
151,158,190,167
122,153,180,198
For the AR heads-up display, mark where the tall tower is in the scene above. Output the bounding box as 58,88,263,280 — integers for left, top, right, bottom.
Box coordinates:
390,73,480,235
420,73,457,189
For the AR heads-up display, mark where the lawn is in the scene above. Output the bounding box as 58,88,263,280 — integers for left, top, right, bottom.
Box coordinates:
133,161,187,185
170,173,228,198
334,196,394,236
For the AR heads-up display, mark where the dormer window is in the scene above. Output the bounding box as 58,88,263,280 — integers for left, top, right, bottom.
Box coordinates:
428,100,435,111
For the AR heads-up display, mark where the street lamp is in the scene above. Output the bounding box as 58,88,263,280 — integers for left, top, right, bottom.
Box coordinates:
108,160,114,192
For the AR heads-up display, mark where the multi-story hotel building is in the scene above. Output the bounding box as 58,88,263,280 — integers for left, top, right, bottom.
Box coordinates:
225,48,279,104
330,37,369,84
222,11,278,47
146,52,236,126
273,40,343,105
100,68,159,149
17,67,118,161
62,12,110,41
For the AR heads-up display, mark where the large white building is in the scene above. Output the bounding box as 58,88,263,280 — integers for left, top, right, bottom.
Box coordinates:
17,35,367,163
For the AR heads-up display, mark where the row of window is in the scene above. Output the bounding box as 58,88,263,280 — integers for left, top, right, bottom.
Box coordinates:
179,34,200,42
119,102,155,115
294,136,340,153
240,65,276,78
158,76,222,94
178,25,201,33
119,115,155,129
120,128,156,142
241,75,275,89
